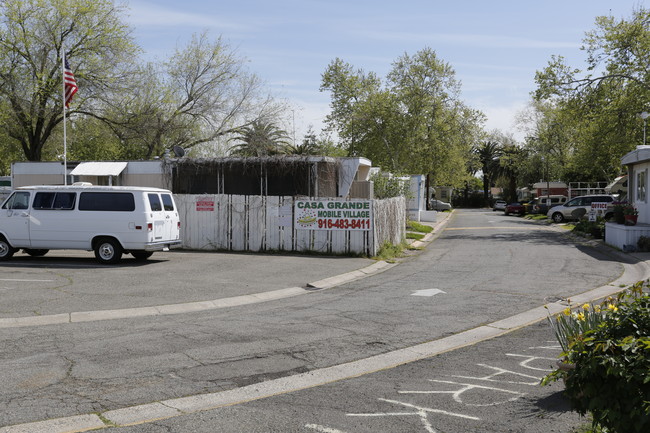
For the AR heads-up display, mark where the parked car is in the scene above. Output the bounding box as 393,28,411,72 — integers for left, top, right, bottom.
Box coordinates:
429,199,452,211
493,200,507,211
504,202,525,215
523,198,538,214
534,195,568,215
547,194,616,223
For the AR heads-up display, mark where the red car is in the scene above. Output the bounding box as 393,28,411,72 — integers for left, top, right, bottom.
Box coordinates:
504,202,525,216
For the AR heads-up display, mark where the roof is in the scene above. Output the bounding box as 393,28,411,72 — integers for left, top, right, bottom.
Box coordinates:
621,146,650,165
15,185,170,193
70,162,128,177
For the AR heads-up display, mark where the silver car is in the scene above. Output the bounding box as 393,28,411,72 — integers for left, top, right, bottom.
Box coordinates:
493,200,507,211
430,199,452,211
547,195,616,223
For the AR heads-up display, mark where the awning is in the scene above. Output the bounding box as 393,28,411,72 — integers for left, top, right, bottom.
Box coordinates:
70,162,127,177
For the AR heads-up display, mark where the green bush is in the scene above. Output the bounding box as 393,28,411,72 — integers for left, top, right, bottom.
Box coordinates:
544,283,650,433
571,218,604,239
638,236,650,252
370,173,411,199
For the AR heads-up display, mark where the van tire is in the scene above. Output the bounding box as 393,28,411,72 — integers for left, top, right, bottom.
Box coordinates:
551,212,565,223
24,249,49,257
0,237,15,261
131,251,153,261
94,238,123,264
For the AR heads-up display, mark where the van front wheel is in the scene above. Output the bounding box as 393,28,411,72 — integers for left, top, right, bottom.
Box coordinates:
0,238,15,261
94,238,123,264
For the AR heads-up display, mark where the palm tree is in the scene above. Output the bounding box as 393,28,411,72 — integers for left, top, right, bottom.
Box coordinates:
229,120,290,156
473,141,502,203
284,129,321,155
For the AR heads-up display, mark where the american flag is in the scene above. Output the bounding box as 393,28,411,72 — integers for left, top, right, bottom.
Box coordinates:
64,56,78,108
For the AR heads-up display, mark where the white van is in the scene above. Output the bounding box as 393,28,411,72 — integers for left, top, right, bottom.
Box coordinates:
0,185,181,264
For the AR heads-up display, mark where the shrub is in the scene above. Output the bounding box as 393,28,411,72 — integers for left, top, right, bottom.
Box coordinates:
638,236,650,252
571,218,604,239
544,282,650,433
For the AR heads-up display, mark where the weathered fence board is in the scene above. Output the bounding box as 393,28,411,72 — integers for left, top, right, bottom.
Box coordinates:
175,194,405,256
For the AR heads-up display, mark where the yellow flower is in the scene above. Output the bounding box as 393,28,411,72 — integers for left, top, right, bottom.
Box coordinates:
576,312,585,321
594,305,601,312
582,303,591,310
607,303,618,312
563,308,571,316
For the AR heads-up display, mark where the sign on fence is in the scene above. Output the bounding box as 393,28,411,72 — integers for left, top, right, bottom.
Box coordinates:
196,197,215,211
294,199,372,231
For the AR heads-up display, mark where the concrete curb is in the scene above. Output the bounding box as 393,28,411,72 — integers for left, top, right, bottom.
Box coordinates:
0,262,395,329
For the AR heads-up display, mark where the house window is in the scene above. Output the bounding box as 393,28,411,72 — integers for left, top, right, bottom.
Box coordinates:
637,170,647,202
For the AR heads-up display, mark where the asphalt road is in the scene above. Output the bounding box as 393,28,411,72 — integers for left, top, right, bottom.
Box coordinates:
108,321,581,433
0,209,636,431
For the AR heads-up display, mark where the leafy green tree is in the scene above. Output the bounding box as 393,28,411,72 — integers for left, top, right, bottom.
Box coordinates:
321,49,484,188
532,7,650,182
369,172,411,199
0,0,139,161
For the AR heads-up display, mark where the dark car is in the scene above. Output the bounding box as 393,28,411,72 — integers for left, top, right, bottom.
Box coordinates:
523,198,538,214
504,202,525,216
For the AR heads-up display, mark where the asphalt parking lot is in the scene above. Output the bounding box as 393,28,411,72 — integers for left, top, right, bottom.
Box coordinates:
0,249,375,318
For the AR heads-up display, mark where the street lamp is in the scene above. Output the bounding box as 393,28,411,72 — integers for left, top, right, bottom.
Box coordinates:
640,111,649,146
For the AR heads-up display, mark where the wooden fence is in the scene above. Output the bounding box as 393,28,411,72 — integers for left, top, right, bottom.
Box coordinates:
174,195,405,256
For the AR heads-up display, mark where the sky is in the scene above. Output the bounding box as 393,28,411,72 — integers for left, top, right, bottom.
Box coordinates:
125,0,647,143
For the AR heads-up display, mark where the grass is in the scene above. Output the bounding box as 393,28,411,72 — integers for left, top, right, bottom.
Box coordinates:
406,220,434,233
525,213,549,221
406,232,425,240
373,241,408,262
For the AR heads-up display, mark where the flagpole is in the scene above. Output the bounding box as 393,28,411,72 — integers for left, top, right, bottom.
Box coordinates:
62,49,68,186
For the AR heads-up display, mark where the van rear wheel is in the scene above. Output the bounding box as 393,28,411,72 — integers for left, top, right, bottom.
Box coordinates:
0,238,15,261
94,238,123,264
131,251,153,261
24,249,49,257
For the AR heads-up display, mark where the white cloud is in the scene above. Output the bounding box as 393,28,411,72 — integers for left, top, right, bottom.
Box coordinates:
480,102,529,141
355,30,581,50
126,1,249,31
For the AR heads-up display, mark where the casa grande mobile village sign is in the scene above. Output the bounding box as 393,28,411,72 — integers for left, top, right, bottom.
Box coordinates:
295,199,372,231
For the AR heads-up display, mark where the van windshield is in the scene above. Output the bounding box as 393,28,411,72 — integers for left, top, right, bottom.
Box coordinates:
2,191,30,210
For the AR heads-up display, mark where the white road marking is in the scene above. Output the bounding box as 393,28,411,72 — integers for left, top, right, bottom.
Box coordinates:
305,424,348,433
411,289,446,297
0,278,54,282
401,379,526,407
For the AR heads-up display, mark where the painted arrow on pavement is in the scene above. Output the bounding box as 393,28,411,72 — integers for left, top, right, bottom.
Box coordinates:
411,288,446,297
